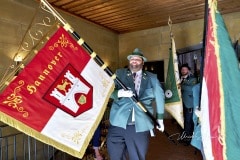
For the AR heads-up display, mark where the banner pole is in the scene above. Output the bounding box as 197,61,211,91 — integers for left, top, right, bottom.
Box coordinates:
198,0,209,110
40,0,160,127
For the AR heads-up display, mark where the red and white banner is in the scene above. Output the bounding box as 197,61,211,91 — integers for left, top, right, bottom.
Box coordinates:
0,27,114,158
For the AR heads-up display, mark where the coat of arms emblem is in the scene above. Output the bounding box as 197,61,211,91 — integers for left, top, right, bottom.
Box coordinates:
44,64,93,117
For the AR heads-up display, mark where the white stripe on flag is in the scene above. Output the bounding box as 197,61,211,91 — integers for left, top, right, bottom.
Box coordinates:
201,78,214,160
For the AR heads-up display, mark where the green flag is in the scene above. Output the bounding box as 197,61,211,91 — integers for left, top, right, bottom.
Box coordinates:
200,0,240,159
164,36,184,128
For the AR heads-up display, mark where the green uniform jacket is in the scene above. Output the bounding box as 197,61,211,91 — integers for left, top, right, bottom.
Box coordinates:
181,74,198,108
109,68,165,132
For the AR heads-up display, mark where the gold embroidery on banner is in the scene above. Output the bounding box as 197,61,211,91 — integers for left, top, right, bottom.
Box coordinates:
56,79,71,94
61,127,87,144
101,77,110,89
62,131,83,144
26,52,63,94
3,80,29,118
99,73,111,97
78,95,86,105
48,34,78,51
27,85,37,94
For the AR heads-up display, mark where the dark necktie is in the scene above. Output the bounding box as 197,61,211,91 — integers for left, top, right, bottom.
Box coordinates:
133,72,136,79
181,77,186,84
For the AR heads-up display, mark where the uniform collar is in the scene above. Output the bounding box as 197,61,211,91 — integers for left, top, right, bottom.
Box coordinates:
132,70,142,76
127,69,147,79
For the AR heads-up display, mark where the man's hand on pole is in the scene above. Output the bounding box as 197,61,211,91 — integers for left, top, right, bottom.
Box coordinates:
117,89,134,98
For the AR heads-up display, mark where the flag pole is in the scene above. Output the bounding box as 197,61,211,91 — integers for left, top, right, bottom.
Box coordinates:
198,0,209,110
40,0,160,127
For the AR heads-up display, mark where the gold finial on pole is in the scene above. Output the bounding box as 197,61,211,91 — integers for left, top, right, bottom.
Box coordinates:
168,16,173,38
